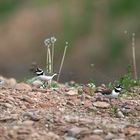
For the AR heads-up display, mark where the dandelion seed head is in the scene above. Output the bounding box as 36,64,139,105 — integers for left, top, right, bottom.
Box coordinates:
65,42,68,45
90,64,94,67
51,36,57,44
132,33,135,36
124,30,128,34
44,38,51,46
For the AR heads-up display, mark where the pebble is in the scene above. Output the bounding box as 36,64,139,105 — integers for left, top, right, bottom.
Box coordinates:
17,127,31,135
66,126,89,137
47,132,60,140
64,116,79,123
135,106,140,111
93,101,110,109
113,138,125,140
22,112,40,121
116,111,125,118
66,89,78,96
93,129,103,135
0,116,17,122
64,136,77,140
67,101,75,106
32,80,43,88
22,95,35,104
4,103,13,108
7,78,17,89
0,76,17,89
15,83,32,91
105,132,115,140
22,120,34,126
81,135,103,140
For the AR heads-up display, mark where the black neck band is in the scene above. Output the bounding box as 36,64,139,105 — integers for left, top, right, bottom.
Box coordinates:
114,88,120,93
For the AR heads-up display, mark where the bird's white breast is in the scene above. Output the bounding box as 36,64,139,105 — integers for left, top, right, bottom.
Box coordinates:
37,75,52,81
111,90,120,97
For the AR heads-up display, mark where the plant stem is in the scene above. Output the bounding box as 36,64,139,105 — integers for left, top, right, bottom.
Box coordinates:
132,33,137,79
51,43,55,73
46,47,49,73
57,42,68,82
48,46,52,73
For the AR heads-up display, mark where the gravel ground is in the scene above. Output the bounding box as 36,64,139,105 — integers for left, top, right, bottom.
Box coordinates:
0,79,140,140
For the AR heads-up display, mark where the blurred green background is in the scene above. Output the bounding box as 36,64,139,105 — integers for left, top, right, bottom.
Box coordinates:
0,0,140,84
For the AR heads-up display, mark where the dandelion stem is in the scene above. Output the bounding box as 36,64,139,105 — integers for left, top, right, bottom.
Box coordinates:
52,43,55,73
46,47,49,73
132,33,137,79
48,46,52,73
57,42,68,82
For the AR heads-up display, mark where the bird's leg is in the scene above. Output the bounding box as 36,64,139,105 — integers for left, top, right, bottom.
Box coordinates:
109,98,112,105
49,80,52,86
42,81,46,88
80,93,85,105
47,80,52,88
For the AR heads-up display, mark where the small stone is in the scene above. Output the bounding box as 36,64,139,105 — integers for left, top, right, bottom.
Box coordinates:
22,112,41,121
135,106,140,111
0,116,17,122
64,136,77,140
113,138,125,140
32,80,43,88
22,95,35,104
66,126,89,137
116,111,124,118
7,96,15,102
67,101,75,106
66,89,78,96
30,132,40,139
93,101,110,109
15,83,32,91
93,129,103,135
0,76,16,88
64,116,79,123
105,132,115,140
81,135,103,140
22,120,34,126
17,128,31,135
47,132,60,140
7,78,17,88
4,103,13,108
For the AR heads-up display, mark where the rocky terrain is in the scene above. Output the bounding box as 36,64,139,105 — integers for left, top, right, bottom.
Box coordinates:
0,76,140,140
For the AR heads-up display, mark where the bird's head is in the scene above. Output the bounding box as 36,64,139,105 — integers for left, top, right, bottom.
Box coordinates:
114,84,122,92
35,67,44,76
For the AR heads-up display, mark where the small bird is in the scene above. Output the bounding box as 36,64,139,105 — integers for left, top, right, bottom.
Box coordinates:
119,104,131,114
35,68,57,85
100,85,122,102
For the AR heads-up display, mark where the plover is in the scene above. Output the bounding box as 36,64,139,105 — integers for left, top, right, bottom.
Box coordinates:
100,85,122,102
35,67,57,85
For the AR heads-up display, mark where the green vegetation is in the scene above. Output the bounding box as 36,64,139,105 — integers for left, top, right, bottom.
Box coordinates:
108,64,140,90
110,105,118,115
116,65,140,89
0,0,23,19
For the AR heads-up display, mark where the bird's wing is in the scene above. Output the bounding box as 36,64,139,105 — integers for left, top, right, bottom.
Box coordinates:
101,89,112,95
